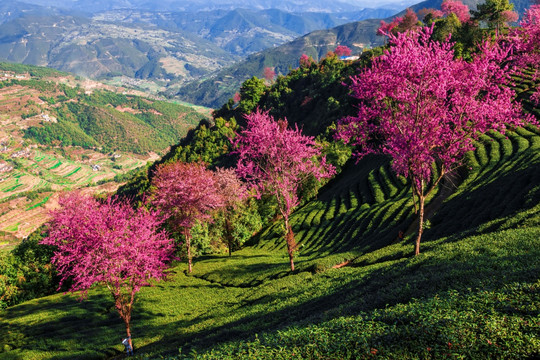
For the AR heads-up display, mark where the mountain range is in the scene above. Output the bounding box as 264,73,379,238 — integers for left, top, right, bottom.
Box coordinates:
15,0,416,13
173,0,531,108
0,0,532,108
0,0,399,95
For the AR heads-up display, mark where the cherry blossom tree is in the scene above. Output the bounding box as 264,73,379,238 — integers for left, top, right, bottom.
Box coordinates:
215,167,248,256
234,109,335,271
334,45,352,57
397,8,420,32
378,17,403,36
510,5,540,103
418,8,444,23
378,9,419,37
501,10,519,24
299,54,313,67
263,67,276,83
151,161,224,273
441,0,471,23
336,26,532,256
42,192,175,352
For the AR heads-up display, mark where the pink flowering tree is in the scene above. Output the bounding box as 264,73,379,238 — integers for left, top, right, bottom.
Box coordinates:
378,9,419,37
299,54,313,67
510,5,540,103
501,10,519,24
41,192,175,351
151,162,224,273
334,45,352,57
336,26,531,256
378,17,403,36
397,8,420,32
234,109,335,271
441,0,471,23
263,67,276,83
418,8,444,23
215,167,249,256
233,92,241,103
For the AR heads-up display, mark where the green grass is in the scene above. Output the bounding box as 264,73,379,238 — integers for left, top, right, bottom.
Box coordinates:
64,167,81,178
0,130,538,359
25,195,51,211
2,223,20,232
48,161,62,170
2,184,23,193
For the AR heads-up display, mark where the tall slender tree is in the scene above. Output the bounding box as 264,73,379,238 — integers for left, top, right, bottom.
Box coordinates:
336,26,532,255
215,167,249,256
234,109,335,271
42,192,174,352
151,161,224,273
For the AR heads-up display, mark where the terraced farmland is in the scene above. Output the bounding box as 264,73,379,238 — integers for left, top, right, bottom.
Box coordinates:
0,148,152,239
0,63,204,240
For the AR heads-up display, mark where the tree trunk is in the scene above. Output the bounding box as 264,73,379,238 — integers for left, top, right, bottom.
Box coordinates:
225,218,233,257
284,218,296,271
415,194,425,256
185,229,193,273
125,321,133,352
111,288,134,355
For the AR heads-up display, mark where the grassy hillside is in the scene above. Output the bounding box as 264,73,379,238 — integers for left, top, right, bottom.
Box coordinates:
0,121,538,358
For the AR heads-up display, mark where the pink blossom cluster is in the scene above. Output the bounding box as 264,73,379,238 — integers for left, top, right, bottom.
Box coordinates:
336,25,529,188
42,192,174,297
441,0,471,23
378,17,403,36
152,161,224,230
334,45,352,57
235,109,334,219
510,5,540,103
215,167,248,211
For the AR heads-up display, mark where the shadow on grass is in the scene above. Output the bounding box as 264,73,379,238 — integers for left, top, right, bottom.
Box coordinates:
130,238,539,358
427,162,540,242
0,292,149,359
1,227,537,359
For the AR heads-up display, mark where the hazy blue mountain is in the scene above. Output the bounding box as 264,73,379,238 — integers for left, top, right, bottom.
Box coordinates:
0,12,236,83
173,0,529,108
95,7,397,56
0,0,398,90
0,0,78,24
18,0,372,13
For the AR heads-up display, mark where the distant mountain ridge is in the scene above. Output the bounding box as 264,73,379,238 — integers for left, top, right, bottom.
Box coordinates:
0,0,397,94
173,0,529,108
16,0,399,13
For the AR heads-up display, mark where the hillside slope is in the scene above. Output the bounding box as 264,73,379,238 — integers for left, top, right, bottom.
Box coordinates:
0,122,538,358
0,39,538,359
